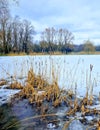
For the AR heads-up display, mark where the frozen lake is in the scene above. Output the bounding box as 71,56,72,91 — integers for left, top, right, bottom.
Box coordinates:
0,55,100,101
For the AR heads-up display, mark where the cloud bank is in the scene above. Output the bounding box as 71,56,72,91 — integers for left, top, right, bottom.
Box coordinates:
11,0,100,45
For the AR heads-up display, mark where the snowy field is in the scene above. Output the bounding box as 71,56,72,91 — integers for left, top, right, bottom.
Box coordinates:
0,55,100,105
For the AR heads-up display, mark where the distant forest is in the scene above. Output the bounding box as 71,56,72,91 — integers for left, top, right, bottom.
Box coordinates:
0,0,100,54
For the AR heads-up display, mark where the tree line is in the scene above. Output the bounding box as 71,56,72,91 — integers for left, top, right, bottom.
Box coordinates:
0,0,100,54
0,0,35,54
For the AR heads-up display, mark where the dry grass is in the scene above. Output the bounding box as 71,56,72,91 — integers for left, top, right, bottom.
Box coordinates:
10,81,23,89
0,56,100,130
1,51,100,57
0,79,7,86
15,68,62,108
10,68,99,114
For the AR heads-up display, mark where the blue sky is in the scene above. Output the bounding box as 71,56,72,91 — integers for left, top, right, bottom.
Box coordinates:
10,0,100,45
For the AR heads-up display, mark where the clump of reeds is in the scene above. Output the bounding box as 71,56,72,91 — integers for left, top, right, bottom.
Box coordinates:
6,60,99,130
9,81,23,89
85,64,94,106
0,79,7,86
27,68,49,89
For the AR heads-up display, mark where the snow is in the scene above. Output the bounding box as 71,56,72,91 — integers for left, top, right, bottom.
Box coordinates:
47,123,56,129
0,55,100,105
0,88,20,105
87,104,100,110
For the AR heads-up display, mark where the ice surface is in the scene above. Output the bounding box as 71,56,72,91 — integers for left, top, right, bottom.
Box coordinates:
0,88,20,105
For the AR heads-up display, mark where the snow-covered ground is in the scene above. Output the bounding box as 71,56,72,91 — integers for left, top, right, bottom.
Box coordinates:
0,88,20,105
0,55,100,105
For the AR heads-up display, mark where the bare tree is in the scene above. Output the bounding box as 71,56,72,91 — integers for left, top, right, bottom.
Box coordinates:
12,16,20,52
63,29,74,44
6,21,12,52
61,29,74,53
57,28,63,51
58,28,63,45
41,27,57,52
18,22,24,52
0,0,10,53
22,20,35,53
41,27,74,53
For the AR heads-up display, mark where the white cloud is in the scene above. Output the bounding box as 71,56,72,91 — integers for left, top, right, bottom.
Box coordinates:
10,0,100,45
30,20,48,32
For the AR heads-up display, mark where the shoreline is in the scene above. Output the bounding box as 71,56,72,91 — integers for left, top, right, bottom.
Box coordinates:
0,51,100,56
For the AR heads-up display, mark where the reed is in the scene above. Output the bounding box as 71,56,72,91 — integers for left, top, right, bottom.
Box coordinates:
0,56,99,130
0,79,7,86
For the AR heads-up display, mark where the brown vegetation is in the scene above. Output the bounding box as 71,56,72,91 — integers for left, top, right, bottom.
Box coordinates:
0,79,7,86
0,61,100,130
4,67,98,130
